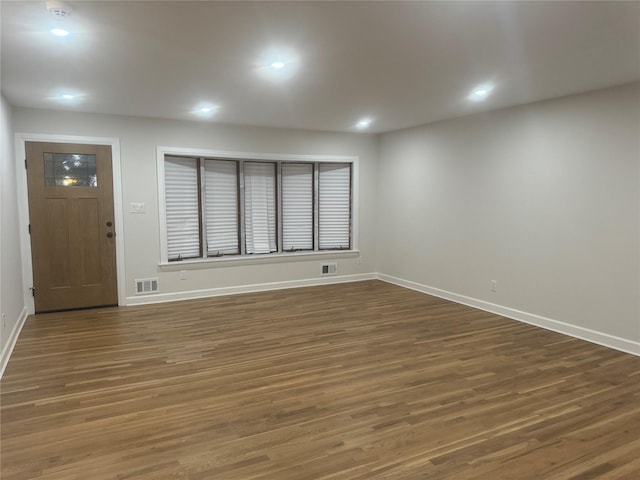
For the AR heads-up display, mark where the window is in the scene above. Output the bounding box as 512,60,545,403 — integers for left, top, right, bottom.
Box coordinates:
204,159,239,256
244,162,277,254
160,152,353,262
282,163,313,251
319,163,351,250
165,156,200,260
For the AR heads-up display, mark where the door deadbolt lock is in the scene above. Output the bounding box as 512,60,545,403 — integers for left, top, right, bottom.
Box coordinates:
106,221,113,227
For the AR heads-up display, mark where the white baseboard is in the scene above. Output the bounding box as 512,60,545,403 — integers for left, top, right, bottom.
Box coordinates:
0,307,29,379
3,273,635,379
126,273,378,306
377,274,640,357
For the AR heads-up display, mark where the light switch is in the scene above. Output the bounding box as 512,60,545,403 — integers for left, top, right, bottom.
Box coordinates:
131,202,146,214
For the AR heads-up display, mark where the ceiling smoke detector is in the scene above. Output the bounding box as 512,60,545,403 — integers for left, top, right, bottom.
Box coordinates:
46,1,72,20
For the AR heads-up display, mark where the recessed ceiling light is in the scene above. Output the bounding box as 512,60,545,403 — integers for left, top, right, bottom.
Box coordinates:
355,118,372,130
468,84,494,102
192,103,220,118
49,89,83,104
256,47,300,83
51,28,70,37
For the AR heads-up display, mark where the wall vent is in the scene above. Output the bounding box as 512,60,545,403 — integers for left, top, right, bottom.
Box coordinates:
321,263,337,276
135,278,159,294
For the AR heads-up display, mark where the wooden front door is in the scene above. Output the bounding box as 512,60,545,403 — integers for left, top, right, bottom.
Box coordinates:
26,142,118,312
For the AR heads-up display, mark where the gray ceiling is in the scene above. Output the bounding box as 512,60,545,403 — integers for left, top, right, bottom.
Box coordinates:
2,1,639,133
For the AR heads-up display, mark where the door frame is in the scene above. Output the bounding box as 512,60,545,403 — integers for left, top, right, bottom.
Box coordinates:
15,133,126,314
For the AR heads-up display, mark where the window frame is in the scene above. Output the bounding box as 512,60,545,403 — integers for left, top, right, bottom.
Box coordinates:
157,146,359,267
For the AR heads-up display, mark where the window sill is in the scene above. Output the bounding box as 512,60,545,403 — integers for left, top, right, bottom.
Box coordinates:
158,250,360,271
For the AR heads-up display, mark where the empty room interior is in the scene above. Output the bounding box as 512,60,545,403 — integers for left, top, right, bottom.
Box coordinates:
1,1,639,479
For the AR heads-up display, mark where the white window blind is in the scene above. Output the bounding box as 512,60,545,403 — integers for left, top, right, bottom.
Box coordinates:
204,159,239,256
162,152,354,262
282,163,313,251
165,156,200,259
244,162,277,254
318,163,351,249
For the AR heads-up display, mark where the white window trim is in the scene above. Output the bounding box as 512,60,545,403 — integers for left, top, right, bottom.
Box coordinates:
156,146,359,267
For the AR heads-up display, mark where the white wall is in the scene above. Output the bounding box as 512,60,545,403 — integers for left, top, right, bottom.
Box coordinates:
378,83,640,349
1,94,27,372
7,83,639,358
11,109,379,304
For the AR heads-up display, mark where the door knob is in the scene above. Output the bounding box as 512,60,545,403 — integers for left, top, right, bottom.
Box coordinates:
106,232,114,238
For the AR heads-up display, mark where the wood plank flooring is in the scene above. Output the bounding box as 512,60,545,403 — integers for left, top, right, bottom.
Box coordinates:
1,280,639,479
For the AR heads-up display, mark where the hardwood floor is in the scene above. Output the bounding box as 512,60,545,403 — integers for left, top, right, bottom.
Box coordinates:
2,280,639,479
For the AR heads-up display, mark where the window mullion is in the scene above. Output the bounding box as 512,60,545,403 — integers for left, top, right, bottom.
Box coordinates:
277,161,283,253
349,163,353,250
197,158,206,259
239,160,246,255
313,162,319,251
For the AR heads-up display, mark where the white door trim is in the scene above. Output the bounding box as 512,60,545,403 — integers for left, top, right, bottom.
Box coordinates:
15,133,126,313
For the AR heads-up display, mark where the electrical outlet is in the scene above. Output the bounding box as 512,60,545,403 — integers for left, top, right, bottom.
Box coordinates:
180,270,187,280
490,280,497,292
357,256,363,265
